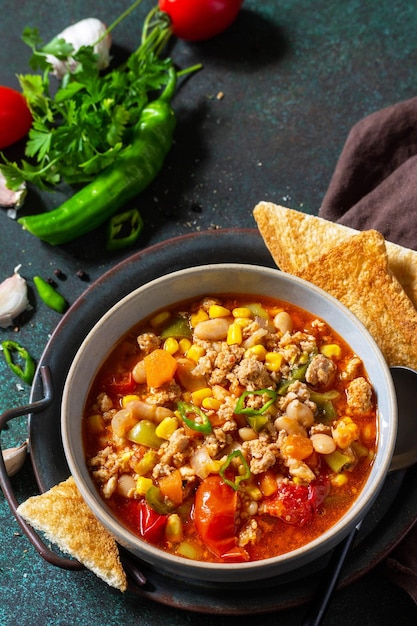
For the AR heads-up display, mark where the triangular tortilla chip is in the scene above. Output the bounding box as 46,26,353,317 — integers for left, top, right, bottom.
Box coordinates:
253,202,417,308
298,230,417,368
17,476,127,592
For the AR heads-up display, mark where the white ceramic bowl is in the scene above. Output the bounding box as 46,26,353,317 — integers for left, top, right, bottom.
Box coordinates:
61,264,397,583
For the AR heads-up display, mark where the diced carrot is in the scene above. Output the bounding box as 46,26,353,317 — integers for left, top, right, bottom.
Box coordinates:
144,349,178,388
159,469,183,506
259,470,278,497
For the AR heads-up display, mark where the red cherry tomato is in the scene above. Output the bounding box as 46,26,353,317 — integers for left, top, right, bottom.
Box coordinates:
0,86,32,149
194,475,248,561
159,0,244,41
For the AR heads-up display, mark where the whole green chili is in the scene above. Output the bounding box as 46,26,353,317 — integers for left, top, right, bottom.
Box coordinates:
1,340,35,385
33,275,68,313
17,66,178,245
106,208,144,251
177,401,212,434
219,450,251,491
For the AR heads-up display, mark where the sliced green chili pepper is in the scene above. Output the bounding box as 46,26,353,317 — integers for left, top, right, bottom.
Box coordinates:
18,66,178,245
145,485,176,515
310,390,340,422
177,401,212,434
323,450,353,473
33,275,68,313
234,389,277,417
1,340,35,385
219,450,251,491
106,208,144,251
161,316,192,339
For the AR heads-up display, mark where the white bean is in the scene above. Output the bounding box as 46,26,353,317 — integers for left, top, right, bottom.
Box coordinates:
286,399,315,427
117,474,136,498
194,317,231,340
274,415,306,436
273,311,293,334
132,359,146,383
238,427,258,441
310,433,336,455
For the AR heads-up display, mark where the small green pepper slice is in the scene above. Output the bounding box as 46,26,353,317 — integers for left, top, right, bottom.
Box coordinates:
219,450,251,491
106,208,144,251
160,316,192,339
177,401,212,434
33,275,68,313
234,389,277,416
146,485,176,514
1,340,35,385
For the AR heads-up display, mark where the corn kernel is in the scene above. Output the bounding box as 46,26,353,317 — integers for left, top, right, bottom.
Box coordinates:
136,476,153,495
191,387,213,406
202,397,221,411
209,304,231,318
321,344,342,359
234,317,252,328
265,352,284,372
190,309,209,327
227,322,243,346
150,311,171,328
186,344,205,363
121,394,140,407
163,337,179,355
165,513,184,543
155,416,179,439
331,473,349,487
232,307,253,319
178,338,192,354
244,345,267,360
134,449,158,475
243,484,263,501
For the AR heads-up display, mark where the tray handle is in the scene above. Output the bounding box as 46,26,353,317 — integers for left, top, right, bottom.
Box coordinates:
0,366,83,571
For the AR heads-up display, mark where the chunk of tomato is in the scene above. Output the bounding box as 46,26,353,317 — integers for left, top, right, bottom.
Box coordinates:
261,477,330,526
194,475,248,562
137,500,167,543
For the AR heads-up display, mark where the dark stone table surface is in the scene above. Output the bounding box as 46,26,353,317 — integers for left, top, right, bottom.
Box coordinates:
1,1,417,624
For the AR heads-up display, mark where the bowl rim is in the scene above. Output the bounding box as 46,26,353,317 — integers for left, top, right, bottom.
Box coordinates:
61,263,397,580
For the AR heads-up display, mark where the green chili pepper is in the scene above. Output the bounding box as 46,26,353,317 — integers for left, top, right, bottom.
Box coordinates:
17,66,178,245
106,208,144,251
234,389,277,416
33,275,68,313
1,340,35,385
160,316,192,339
145,485,176,515
309,390,340,422
219,450,251,491
177,401,212,434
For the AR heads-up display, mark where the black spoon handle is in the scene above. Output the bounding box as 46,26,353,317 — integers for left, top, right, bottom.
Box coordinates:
302,522,361,626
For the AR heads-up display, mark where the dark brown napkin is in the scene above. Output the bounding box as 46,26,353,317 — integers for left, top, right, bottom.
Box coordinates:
318,97,417,600
319,96,417,251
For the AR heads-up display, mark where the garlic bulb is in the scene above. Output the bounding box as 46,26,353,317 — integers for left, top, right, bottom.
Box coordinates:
2,441,28,476
0,265,29,328
0,170,26,210
46,18,112,79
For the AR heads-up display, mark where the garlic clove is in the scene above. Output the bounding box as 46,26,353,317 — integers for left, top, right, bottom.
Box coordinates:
2,440,28,476
0,265,29,328
0,170,26,210
46,18,112,79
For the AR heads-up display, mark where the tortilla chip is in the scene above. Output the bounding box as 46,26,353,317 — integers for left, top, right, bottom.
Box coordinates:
298,230,417,368
253,202,417,308
17,476,127,592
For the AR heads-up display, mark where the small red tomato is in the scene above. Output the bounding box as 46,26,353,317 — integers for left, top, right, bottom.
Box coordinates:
0,86,32,149
159,0,244,42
